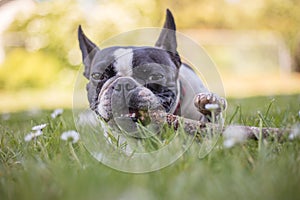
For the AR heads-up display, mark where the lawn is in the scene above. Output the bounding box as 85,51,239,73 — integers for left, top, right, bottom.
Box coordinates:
0,94,300,200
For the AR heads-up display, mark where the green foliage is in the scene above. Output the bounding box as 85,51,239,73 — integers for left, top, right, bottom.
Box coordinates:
0,95,300,200
259,0,300,47
2,0,300,91
0,49,61,90
5,0,85,66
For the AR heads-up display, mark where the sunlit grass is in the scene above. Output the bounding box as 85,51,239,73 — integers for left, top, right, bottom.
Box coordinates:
0,94,300,200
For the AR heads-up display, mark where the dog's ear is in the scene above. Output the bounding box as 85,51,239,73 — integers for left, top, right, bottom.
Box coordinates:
155,9,181,67
78,25,100,79
155,9,177,53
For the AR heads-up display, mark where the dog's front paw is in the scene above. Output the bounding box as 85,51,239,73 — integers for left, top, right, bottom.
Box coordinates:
194,92,227,116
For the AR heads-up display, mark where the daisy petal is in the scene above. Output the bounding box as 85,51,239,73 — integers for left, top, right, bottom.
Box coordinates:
61,130,80,143
51,109,64,119
32,123,47,131
34,130,43,137
24,133,34,142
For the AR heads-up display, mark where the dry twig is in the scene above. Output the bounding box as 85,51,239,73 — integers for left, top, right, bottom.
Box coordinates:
149,111,289,139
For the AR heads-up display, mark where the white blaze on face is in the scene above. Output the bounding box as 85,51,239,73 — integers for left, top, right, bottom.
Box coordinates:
113,48,133,77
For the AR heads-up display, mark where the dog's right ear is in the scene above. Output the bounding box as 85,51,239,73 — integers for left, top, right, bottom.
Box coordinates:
78,25,100,79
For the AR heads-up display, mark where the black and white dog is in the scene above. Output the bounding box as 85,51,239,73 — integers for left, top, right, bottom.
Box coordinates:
78,9,226,130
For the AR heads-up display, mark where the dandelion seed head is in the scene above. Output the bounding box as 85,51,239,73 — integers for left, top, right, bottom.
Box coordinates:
205,103,219,111
223,138,235,148
223,125,247,148
289,124,300,140
51,108,64,119
32,123,47,131
61,130,80,143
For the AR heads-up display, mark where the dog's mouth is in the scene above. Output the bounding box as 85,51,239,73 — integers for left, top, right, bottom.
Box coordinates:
112,103,165,138
97,81,162,128
116,107,152,126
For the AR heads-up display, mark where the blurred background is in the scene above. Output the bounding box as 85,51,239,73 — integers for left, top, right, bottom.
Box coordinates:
0,0,300,113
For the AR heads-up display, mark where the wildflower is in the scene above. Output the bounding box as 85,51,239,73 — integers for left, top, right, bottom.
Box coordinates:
289,124,300,140
205,103,219,111
223,125,247,148
51,108,63,119
24,124,46,142
62,131,81,166
61,130,80,143
24,133,34,142
24,130,43,142
32,123,47,131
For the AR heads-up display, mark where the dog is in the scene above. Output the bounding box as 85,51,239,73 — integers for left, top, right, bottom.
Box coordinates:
78,9,227,133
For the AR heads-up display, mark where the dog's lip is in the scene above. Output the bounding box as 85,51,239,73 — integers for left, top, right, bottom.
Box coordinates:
98,76,119,99
114,107,152,127
114,106,147,119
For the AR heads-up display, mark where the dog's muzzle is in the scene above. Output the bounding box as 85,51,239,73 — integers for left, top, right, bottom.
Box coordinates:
97,77,162,126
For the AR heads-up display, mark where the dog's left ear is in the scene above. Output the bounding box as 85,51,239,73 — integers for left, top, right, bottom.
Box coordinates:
78,25,100,79
155,9,181,67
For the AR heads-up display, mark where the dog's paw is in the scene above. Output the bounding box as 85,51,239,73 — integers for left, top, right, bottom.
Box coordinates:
194,92,227,116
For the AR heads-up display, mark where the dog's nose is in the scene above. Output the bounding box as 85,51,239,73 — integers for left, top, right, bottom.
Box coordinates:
114,78,137,92
114,83,136,92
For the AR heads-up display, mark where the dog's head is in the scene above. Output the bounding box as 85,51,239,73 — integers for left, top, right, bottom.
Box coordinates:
78,9,181,125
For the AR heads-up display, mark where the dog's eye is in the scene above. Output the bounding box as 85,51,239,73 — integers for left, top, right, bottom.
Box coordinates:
149,73,164,81
91,73,104,80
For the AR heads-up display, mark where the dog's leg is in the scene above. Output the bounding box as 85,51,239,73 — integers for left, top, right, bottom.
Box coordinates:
194,92,227,122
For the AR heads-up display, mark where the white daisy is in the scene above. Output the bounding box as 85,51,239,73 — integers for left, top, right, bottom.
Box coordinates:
32,123,47,131
289,124,300,140
24,133,34,142
61,130,80,143
51,108,64,119
223,125,247,148
205,103,219,111
24,130,43,142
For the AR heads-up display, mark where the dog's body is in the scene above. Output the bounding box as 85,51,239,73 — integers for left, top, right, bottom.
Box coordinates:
78,9,226,131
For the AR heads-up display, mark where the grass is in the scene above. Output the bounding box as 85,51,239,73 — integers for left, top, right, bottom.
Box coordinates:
0,94,300,200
